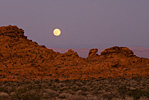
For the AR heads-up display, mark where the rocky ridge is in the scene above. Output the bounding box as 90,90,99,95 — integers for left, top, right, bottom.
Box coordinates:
0,25,149,81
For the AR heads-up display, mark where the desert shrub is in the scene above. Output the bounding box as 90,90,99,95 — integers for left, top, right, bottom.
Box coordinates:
50,84,60,91
11,90,41,100
0,96,9,100
22,92,41,100
102,93,115,100
48,83,52,86
127,89,149,100
76,83,82,87
12,83,40,96
0,87,6,92
71,86,79,92
80,86,89,92
118,85,149,100
118,86,128,99
77,90,87,96
0,86,14,94
42,89,58,99
59,93,67,99
67,95,86,100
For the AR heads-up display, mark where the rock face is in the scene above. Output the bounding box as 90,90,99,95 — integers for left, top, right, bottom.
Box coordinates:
0,25,149,81
101,46,134,57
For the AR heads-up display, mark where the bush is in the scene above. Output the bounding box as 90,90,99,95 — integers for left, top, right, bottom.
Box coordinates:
118,86,128,99
12,91,41,100
128,89,149,100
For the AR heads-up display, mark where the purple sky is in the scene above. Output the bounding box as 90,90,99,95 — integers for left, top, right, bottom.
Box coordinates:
0,0,149,49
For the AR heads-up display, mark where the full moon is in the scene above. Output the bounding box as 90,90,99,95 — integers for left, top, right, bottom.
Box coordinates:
53,28,61,36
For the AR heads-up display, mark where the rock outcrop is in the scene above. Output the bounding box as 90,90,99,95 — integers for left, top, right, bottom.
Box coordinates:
88,48,98,58
64,49,79,57
101,46,134,57
0,25,27,39
0,25,149,81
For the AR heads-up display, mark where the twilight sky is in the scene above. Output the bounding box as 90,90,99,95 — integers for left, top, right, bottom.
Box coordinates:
0,0,149,49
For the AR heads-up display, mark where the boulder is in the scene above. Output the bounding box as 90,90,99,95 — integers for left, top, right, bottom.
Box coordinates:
88,48,98,58
101,46,134,57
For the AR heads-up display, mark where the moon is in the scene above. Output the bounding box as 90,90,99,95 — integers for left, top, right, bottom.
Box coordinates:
53,28,61,36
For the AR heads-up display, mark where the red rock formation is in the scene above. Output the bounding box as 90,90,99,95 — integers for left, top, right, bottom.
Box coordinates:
0,25,148,81
88,48,98,58
101,46,134,57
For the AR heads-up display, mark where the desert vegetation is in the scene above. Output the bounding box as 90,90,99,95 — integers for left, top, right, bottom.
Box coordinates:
0,78,148,100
